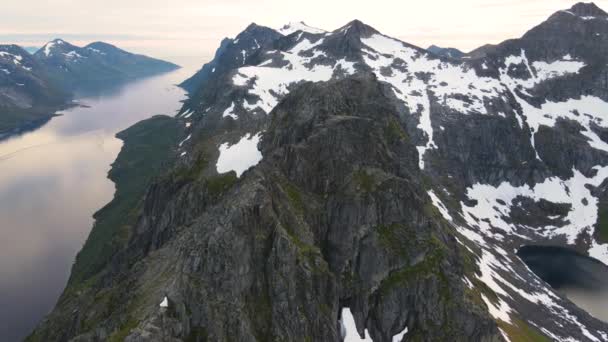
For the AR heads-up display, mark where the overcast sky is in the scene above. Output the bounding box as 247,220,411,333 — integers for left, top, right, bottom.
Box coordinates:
2,0,606,63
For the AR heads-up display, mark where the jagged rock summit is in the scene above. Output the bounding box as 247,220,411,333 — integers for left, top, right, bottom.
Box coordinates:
29,2,608,341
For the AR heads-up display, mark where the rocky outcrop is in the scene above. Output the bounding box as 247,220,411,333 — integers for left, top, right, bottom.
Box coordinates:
29,74,502,342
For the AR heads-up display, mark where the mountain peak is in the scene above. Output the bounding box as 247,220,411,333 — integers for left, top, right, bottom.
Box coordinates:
336,19,379,38
557,2,608,19
36,38,79,57
569,2,607,17
237,23,280,38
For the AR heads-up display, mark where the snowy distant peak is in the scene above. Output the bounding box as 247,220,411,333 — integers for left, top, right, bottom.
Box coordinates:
569,2,608,17
278,21,326,36
37,38,78,57
335,19,379,38
0,45,35,73
85,41,128,55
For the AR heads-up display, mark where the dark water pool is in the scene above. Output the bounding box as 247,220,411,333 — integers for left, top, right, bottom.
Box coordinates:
518,245,608,323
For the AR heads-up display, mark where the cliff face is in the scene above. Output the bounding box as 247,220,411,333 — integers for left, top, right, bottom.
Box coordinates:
29,3,608,342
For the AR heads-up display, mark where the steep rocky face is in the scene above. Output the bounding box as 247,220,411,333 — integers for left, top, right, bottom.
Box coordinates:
179,24,283,93
29,2,608,341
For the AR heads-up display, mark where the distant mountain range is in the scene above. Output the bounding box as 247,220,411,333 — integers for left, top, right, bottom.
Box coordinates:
0,44,68,136
34,39,179,92
27,2,608,342
22,46,39,54
427,44,465,59
0,39,179,137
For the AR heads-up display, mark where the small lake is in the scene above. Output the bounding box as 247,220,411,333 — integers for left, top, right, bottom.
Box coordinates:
518,245,608,323
0,58,198,341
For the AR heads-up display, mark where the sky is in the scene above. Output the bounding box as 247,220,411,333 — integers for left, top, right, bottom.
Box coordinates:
2,0,607,64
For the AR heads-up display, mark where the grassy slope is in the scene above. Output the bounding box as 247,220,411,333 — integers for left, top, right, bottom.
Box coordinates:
68,115,180,287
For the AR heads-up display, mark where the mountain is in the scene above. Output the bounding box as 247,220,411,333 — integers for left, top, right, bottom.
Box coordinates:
29,3,608,341
34,39,179,91
427,44,465,59
0,40,179,138
179,24,283,93
466,43,497,59
0,44,68,136
23,46,40,54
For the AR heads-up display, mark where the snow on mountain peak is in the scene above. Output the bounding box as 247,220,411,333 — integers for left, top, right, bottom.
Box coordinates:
41,39,65,56
559,2,608,20
278,21,326,36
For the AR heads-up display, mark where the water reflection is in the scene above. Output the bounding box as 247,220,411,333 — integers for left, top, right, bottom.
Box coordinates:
0,58,197,341
518,245,608,323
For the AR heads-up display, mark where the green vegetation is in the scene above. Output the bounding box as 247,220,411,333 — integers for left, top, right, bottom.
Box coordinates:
283,223,329,275
497,317,551,342
384,117,408,143
378,236,448,295
353,169,376,193
68,115,181,287
185,327,209,342
206,172,238,197
283,181,305,213
108,318,138,342
0,107,57,135
376,223,415,257
596,200,608,243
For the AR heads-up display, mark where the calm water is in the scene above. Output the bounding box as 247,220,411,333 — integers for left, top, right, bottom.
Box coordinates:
0,59,198,341
518,245,608,323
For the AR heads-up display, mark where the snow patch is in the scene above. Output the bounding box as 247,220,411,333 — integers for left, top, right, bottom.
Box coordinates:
340,308,373,342
428,190,453,221
159,296,168,308
392,326,408,342
462,166,608,263
360,33,504,168
223,102,238,119
178,134,191,147
216,133,263,177
278,21,326,35
230,37,350,113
